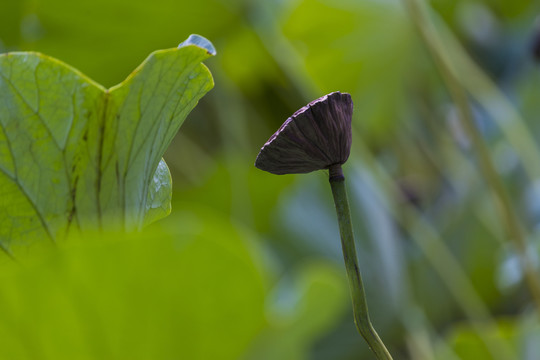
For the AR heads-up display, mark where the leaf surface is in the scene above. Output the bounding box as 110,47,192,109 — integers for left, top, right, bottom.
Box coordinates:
0,35,214,255
0,207,266,359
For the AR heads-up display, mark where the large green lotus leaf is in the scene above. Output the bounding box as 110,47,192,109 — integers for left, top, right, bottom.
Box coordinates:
0,207,266,359
0,35,215,257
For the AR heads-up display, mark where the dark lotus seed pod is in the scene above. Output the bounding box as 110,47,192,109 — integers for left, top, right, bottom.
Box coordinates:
255,91,353,175
533,22,540,62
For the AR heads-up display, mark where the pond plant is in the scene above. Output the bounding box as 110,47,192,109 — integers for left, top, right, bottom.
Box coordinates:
255,91,393,360
0,34,215,253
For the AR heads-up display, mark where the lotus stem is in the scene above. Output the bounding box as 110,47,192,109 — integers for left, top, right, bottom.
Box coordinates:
329,165,393,360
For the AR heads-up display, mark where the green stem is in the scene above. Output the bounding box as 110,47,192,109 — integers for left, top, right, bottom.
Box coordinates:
402,0,540,309
329,165,393,360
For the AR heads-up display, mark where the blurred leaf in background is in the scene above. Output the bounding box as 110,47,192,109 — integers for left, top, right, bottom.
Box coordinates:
0,206,265,359
281,0,421,143
0,203,350,359
244,261,348,360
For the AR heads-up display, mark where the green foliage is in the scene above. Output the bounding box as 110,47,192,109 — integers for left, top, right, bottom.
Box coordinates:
2,0,540,358
245,261,348,360
0,207,265,359
0,35,214,256
281,0,419,143
0,202,350,359
434,319,520,359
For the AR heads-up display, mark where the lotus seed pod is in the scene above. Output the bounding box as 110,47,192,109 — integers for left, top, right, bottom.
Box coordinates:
255,91,353,175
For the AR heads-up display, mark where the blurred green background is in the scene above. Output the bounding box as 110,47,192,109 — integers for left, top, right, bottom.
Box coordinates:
2,0,540,358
